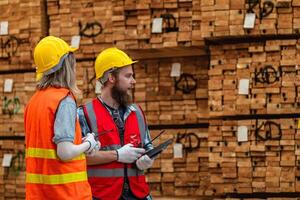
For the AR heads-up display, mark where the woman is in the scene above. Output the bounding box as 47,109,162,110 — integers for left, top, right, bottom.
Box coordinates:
25,36,98,200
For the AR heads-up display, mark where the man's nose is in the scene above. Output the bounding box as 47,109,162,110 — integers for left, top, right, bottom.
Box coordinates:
131,77,136,84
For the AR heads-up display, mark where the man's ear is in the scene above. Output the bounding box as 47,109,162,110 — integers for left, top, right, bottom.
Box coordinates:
108,73,115,83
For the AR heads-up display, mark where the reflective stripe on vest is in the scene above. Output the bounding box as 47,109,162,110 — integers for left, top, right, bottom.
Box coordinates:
131,104,146,147
26,148,85,161
88,168,144,177
85,102,98,133
26,171,88,184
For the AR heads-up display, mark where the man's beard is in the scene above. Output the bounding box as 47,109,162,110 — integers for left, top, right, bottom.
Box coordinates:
111,81,132,107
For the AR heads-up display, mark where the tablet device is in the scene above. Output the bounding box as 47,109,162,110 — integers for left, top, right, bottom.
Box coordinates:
145,139,173,158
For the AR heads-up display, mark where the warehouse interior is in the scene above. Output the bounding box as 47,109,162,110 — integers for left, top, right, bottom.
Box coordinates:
0,0,300,199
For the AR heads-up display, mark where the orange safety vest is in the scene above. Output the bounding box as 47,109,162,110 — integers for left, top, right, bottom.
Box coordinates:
83,98,150,200
25,87,92,200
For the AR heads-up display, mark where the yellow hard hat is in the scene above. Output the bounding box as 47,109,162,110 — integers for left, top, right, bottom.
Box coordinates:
34,36,78,81
95,47,137,80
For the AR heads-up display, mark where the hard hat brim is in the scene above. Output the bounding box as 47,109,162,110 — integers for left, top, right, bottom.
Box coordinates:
69,47,78,52
36,72,43,81
129,60,138,66
123,60,138,67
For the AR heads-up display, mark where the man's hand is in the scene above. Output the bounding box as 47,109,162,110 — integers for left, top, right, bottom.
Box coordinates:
136,155,153,170
116,143,145,163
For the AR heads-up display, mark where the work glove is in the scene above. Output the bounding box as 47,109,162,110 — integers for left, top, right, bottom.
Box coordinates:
83,133,100,154
116,143,145,163
136,155,154,170
85,140,101,157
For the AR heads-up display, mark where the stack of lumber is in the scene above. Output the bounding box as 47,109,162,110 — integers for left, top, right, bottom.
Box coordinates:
208,39,300,116
46,0,204,56
0,73,36,137
201,0,300,37
208,119,299,194
47,0,113,59
147,128,209,197
0,72,34,198
133,56,209,125
207,37,300,196
0,140,25,199
0,0,45,70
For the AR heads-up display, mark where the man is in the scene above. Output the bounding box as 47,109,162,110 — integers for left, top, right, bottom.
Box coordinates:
25,36,99,200
78,47,154,200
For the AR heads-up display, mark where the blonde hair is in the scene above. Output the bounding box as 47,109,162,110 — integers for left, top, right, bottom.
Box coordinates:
37,53,80,95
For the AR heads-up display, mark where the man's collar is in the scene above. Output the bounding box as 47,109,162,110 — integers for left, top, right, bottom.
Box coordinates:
97,95,136,112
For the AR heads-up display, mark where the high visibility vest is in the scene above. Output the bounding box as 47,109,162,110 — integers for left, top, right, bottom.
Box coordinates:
25,87,92,200
83,98,150,200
